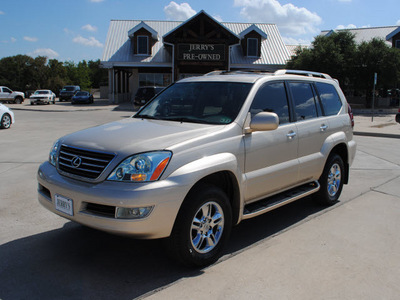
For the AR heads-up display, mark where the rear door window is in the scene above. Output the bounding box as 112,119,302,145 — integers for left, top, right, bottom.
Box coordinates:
288,82,318,121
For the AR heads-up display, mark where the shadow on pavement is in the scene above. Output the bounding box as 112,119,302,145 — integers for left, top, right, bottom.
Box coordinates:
0,196,326,300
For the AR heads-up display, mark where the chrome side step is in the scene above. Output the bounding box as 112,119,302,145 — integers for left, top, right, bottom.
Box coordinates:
242,181,320,220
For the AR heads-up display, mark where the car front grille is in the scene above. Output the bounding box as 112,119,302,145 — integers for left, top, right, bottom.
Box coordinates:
58,145,115,179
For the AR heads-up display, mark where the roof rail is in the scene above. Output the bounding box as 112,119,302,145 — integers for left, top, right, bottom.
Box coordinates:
204,69,275,76
274,69,332,80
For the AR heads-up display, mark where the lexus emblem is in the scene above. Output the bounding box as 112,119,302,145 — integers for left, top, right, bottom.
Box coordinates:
71,156,82,168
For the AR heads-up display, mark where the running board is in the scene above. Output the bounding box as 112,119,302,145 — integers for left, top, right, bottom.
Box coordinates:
242,181,320,220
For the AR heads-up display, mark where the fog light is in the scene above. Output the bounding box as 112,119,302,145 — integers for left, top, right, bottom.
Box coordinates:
116,206,153,219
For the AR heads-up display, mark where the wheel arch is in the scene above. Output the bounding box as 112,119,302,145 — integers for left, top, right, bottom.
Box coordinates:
329,143,349,184
177,171,241,227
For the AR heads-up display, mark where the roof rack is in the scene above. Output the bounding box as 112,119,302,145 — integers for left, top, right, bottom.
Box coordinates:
274,69,333,80
204,69,275,76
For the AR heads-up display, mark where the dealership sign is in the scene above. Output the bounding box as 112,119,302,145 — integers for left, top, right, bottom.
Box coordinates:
178,44,225,61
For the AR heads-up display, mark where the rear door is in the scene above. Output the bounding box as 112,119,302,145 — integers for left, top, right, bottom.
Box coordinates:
287,81,331,182
244,81,299,202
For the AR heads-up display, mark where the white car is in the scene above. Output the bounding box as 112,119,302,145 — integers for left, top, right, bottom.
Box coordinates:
30,90,56,105
0,103,15,129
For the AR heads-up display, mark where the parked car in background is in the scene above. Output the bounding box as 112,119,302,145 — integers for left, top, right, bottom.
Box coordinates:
0,103,15,129
0,86,25,104
71,91,94,104
59,85,80,101
133,86,164,107
30,90,56,105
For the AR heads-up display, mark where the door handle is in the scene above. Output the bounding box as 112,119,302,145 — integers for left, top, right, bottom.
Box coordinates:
320,124,328,131
286,131,297,139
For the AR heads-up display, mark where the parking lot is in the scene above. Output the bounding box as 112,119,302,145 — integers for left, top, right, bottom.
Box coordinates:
1,102,400,299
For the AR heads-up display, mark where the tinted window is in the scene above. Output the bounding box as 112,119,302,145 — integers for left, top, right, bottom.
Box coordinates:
315,82,343,116
289,82,318,121
135,82,252,125
250,82,290,124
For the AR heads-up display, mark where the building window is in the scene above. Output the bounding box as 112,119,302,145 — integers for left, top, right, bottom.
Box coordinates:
247,38,258,57
137,36,149,55
139,73,171,87
396,40,400,49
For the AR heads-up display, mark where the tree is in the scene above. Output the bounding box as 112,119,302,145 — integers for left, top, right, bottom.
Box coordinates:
287,31,357,89
354,38,400,107
286,31,400,107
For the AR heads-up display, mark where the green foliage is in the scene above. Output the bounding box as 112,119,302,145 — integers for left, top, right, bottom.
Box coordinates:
286,31,400,106
0,55,107,94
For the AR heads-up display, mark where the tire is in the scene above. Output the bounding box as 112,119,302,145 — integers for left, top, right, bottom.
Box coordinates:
316,154,344,205
14,97,23,104
166,185,232,267
1,113,12,129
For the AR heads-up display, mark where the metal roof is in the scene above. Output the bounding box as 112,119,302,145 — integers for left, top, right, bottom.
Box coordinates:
320,26,399,46
101,20,291,68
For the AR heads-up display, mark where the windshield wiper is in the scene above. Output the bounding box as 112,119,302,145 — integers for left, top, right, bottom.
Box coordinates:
134,114,162,120
165,117,203,123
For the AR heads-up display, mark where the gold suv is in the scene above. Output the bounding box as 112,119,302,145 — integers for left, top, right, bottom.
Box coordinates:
37,70,356,267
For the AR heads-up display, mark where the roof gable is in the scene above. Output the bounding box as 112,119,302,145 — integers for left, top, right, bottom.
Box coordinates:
386,27,400,41
163,10,239,45
239,24,268,40
128,21,158,40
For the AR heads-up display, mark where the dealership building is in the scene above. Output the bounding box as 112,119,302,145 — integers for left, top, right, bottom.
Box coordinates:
101,11,292,103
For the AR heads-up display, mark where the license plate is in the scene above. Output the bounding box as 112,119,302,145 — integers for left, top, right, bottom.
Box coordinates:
55,194,74,216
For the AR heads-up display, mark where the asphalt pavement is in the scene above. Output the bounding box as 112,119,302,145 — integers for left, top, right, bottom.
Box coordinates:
3,100,400,299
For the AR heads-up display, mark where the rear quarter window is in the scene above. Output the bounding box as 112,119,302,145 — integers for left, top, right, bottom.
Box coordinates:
315,82,343,116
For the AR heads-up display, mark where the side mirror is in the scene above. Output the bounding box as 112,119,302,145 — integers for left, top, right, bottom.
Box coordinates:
248,112,279,132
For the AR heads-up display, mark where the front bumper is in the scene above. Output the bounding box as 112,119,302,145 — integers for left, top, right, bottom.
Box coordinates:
31,98,51,104
37,161,188,239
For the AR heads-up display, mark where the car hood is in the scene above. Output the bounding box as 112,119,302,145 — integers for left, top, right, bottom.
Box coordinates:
60,117,226,156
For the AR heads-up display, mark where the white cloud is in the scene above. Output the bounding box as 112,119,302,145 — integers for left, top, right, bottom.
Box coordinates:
234,0,322,36
213,15,223,22
164,1,196,21
11,37,16,43
73,35,103,47
336,24,357,30
0,10,5,15
82,24,98,32
24,36,38,42
29,48,59,59
337,0,352,2
397,20,400,26
90,0,104,2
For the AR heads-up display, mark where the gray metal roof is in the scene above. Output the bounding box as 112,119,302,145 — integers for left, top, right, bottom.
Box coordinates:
101,20,291,68
320,26,399,46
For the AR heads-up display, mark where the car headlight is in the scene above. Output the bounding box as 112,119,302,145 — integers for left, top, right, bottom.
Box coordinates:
107,151,172,182
49,140,60,166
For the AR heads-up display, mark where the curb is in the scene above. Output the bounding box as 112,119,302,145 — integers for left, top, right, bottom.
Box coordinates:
354,131,400,139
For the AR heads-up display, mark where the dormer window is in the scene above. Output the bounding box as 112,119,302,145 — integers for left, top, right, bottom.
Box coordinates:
137,36,149,55
247,38,258,57
128,21,159,56
239,24,268,58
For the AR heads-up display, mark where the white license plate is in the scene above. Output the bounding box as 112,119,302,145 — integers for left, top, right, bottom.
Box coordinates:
55,194,74,216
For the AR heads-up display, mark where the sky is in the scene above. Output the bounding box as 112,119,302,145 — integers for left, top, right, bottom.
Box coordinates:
1,0,399,63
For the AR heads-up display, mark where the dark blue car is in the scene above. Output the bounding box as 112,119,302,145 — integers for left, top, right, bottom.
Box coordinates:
71,91,94,104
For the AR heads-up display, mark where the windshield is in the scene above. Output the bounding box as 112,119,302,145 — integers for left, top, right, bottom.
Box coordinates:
134,82,252,125
75,92,88,96
62,86,76,91
34,90,49,95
